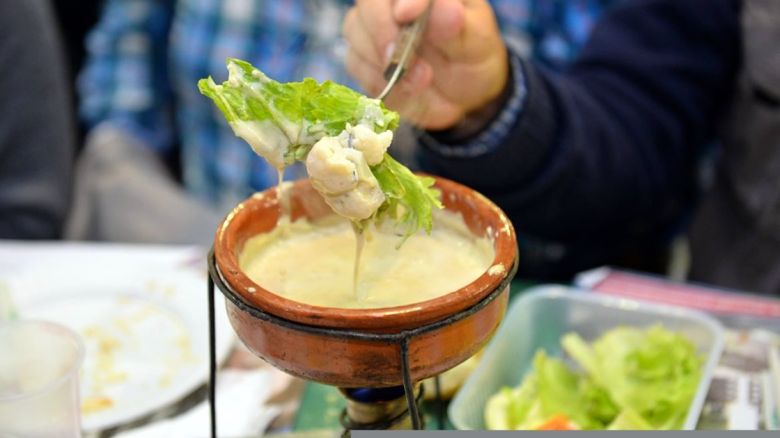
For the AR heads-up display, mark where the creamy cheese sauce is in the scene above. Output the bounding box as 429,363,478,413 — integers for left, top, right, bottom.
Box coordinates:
238,211,494,309
352,223,365,298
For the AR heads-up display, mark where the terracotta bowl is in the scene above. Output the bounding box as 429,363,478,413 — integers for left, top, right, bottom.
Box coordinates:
213,176,518,387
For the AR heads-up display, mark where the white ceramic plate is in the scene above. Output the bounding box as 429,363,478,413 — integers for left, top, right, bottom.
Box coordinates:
7,256,236,433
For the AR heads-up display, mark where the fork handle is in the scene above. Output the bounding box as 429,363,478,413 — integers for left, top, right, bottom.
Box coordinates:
377,1,433,100
383,11,429,80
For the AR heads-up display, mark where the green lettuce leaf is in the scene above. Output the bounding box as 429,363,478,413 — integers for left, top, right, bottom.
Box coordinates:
533,351,589,428
564,325,702,430
198,58,442,237
607,407,653,430
371,154,442,241
579,377,620,425
198,58,399,143
561,332,603,385
484,351,618,430
534,351,617,430
485,373,540,430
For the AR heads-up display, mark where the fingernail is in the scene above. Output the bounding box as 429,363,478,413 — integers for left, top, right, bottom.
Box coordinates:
384,43,396,64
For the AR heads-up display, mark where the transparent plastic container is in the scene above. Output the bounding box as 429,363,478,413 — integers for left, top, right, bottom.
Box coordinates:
448,285,724,430
0,320,85,437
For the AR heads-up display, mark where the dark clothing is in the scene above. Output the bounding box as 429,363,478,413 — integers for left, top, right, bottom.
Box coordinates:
688,0,780,293
0,0,75,239
422,0,746,286
51,0,103,147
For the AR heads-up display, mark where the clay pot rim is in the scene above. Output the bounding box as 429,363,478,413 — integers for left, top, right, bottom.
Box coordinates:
213,176,517,331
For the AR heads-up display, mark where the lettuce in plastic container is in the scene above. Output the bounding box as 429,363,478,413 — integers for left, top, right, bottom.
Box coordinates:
485,325,702,430
485,351,618,430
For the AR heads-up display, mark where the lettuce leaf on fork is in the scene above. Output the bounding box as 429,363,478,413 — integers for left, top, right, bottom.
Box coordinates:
198,58,441,237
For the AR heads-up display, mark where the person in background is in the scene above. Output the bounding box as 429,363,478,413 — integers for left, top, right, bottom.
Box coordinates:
69,0,615,259
50,0,103,148
0,0,74,239
345,0,780,296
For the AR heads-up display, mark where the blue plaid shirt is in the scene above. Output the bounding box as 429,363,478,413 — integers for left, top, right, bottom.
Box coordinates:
79,0,615,210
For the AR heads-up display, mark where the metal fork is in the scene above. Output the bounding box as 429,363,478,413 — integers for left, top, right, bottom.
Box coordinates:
376,1,433,101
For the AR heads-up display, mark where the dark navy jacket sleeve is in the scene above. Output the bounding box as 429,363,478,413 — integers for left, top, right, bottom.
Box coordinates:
419,0,741,276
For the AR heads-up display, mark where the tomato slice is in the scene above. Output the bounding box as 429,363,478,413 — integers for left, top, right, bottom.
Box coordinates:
535,414,578,430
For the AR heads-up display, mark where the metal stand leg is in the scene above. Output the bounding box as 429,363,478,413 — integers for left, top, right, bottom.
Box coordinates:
208,273,217,438
399,339,422,430
434,375,444,429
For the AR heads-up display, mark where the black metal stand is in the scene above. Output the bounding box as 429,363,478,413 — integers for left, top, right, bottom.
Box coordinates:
434,374,444,429
206,248,517,437
208,273,217,438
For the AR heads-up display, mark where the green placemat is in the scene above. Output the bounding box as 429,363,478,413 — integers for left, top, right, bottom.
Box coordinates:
292,382,455,431
292,280,537,432
292,383,344,431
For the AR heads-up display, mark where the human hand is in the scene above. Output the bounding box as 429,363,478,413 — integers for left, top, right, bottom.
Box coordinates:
343,0,509,132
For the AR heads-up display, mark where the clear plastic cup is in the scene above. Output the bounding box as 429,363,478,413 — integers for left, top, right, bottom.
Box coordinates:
0,320,85,437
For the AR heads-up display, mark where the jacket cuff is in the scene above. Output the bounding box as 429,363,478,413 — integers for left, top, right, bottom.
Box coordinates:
418,56,557,189
418,51,526,158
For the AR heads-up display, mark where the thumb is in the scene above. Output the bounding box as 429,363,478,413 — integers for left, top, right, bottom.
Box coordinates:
395,0,467,48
